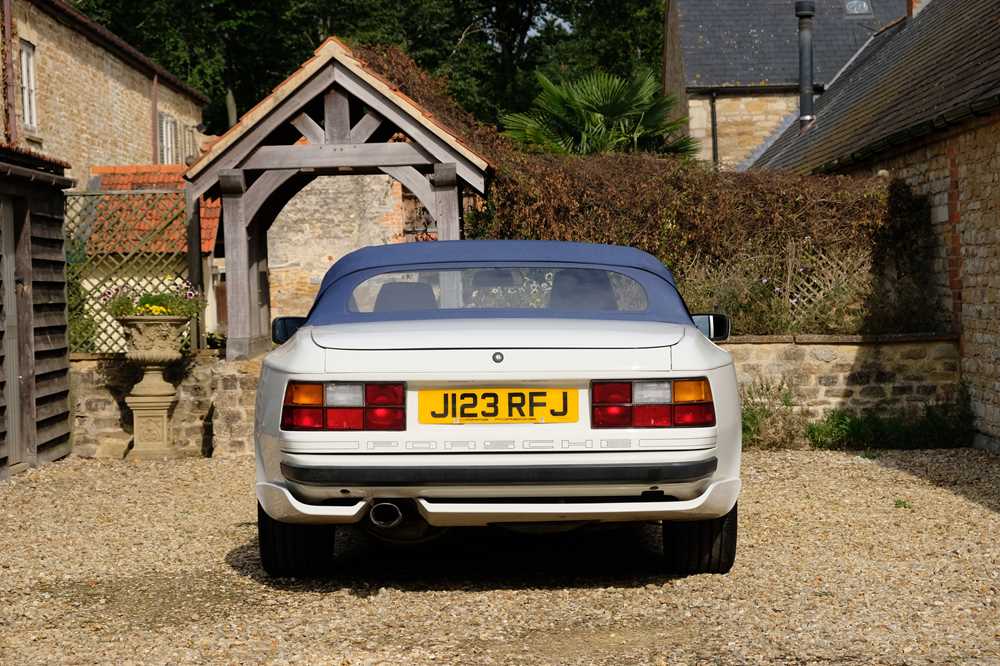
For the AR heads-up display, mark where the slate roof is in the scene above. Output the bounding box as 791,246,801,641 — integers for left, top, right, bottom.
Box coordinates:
677,0,907,89
753,0,1000,173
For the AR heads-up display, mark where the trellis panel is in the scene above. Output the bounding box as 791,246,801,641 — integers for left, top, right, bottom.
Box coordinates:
64,190,189,353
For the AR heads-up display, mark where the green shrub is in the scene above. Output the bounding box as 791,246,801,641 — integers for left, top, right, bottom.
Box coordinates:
103,280,206,320
66,267,97,353
740,379,807,450
806,390,974,450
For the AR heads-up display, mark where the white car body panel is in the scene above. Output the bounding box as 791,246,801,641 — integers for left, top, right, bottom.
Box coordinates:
255,319,741,526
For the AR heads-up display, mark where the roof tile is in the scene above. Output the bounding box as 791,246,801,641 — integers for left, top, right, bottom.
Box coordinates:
91,165,219,253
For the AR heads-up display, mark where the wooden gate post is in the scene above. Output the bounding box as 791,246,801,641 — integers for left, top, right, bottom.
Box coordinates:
184,189,204,348
431,163,460,240
219,170,255,360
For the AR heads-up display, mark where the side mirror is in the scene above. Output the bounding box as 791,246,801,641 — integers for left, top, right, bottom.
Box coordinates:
271,316,307,345
691,313,731,342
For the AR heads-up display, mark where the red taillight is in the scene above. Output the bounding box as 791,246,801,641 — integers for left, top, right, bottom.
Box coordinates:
674,403,716,427
325,407,364,430
593,404,632,427
365,406,405,430
591,379,713,429
282,382,406,431
281,407,324,431
633,404,673,427
592,382,632,404
366,383,405,406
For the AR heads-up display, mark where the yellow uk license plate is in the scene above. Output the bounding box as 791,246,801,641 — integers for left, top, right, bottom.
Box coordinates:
418,388,579,424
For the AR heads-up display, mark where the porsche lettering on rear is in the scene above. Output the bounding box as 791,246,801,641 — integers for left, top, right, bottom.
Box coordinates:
254,240,742,578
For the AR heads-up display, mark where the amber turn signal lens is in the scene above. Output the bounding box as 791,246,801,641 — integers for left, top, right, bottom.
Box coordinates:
285,382,324,406
673,379,712,403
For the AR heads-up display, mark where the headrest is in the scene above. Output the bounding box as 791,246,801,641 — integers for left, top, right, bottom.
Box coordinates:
373,282,438,312
549,269,618,311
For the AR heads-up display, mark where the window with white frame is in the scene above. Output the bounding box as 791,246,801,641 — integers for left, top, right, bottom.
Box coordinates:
19,40,37,131
158,112,178,163
183,125,197,163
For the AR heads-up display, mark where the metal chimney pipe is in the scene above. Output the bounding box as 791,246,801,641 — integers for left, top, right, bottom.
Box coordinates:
796,1,816,131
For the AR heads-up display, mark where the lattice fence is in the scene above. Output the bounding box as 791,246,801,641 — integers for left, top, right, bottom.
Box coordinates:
785,243,873,332
64,190,189,353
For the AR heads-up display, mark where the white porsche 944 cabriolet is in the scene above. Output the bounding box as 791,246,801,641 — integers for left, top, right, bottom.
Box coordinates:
256,240,740,576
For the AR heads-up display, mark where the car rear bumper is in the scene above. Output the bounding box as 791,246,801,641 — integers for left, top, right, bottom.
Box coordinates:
256,473,740,526
279,458,718,486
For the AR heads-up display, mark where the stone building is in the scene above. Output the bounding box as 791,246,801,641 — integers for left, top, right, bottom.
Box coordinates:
665,0,907,169
0,0,206,180
753,0,1000,451
267,177,406,319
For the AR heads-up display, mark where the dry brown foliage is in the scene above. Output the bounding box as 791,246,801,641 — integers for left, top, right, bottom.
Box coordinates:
354,44,939,334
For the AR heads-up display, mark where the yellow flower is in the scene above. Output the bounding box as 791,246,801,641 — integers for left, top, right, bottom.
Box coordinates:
136,304,169,316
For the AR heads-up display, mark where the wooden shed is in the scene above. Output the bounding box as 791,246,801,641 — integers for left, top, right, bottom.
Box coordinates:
0,146,74,479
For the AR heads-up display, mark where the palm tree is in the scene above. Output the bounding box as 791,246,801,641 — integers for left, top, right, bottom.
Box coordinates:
501,70,697,156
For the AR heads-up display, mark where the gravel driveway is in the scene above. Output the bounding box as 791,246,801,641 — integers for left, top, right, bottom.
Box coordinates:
1,449,998,665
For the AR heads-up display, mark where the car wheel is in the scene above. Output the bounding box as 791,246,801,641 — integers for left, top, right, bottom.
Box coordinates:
661,503,737,575
257,502,336,577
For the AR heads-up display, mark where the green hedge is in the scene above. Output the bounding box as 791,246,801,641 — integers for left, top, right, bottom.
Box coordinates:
356,44,942,335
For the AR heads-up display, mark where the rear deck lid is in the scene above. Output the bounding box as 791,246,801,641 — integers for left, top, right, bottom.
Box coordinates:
310,319,686,351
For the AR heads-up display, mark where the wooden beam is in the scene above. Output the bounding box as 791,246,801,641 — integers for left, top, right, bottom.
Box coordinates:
432,163,461,241
243,142,433,170
334,63,486,193
379,166,434,213
219,170,253,360
350,110,382,143
184,190,204,348
324,88,351,143
187,64,336,200
291,112,324,144
244,170,301,226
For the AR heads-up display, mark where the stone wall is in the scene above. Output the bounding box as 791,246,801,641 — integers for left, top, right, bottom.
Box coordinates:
210,358,261,457
847,112,1000,446
722,335,961,416
68,336,964,459
267,176,404,318
69,352,219,459
4,0,203,181
688,93,797,169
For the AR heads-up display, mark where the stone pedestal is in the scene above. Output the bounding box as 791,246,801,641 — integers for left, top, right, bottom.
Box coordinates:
125,393,179,460
118,316,190,460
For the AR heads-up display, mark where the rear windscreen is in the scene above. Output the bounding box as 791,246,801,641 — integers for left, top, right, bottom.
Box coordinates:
349,267,648,314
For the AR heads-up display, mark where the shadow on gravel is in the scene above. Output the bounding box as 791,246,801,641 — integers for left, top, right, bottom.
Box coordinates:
873,449,1000,514
226,522,676,593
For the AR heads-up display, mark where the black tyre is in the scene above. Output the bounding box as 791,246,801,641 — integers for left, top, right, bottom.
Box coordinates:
257,502,336,577
662,503,738,575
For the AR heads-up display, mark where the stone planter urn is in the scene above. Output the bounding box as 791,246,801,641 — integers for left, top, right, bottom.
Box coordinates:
118,315,189,460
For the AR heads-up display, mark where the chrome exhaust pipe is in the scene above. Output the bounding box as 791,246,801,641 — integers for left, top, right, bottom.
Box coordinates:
369,502,404,529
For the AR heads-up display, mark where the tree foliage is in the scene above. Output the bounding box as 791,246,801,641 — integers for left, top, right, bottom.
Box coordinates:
70,0,667,132
501,70,695,155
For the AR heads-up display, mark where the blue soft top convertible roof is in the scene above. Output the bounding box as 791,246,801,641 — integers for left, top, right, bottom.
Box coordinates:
307,240,691,326
318,240,676,292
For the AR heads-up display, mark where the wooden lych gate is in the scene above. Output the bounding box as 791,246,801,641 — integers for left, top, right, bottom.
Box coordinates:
184,38,492,359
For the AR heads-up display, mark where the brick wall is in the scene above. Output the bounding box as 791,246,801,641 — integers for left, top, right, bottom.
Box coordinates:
849,113,1000,446
688,94,797,168
3,0,203,181
267,175,404,318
